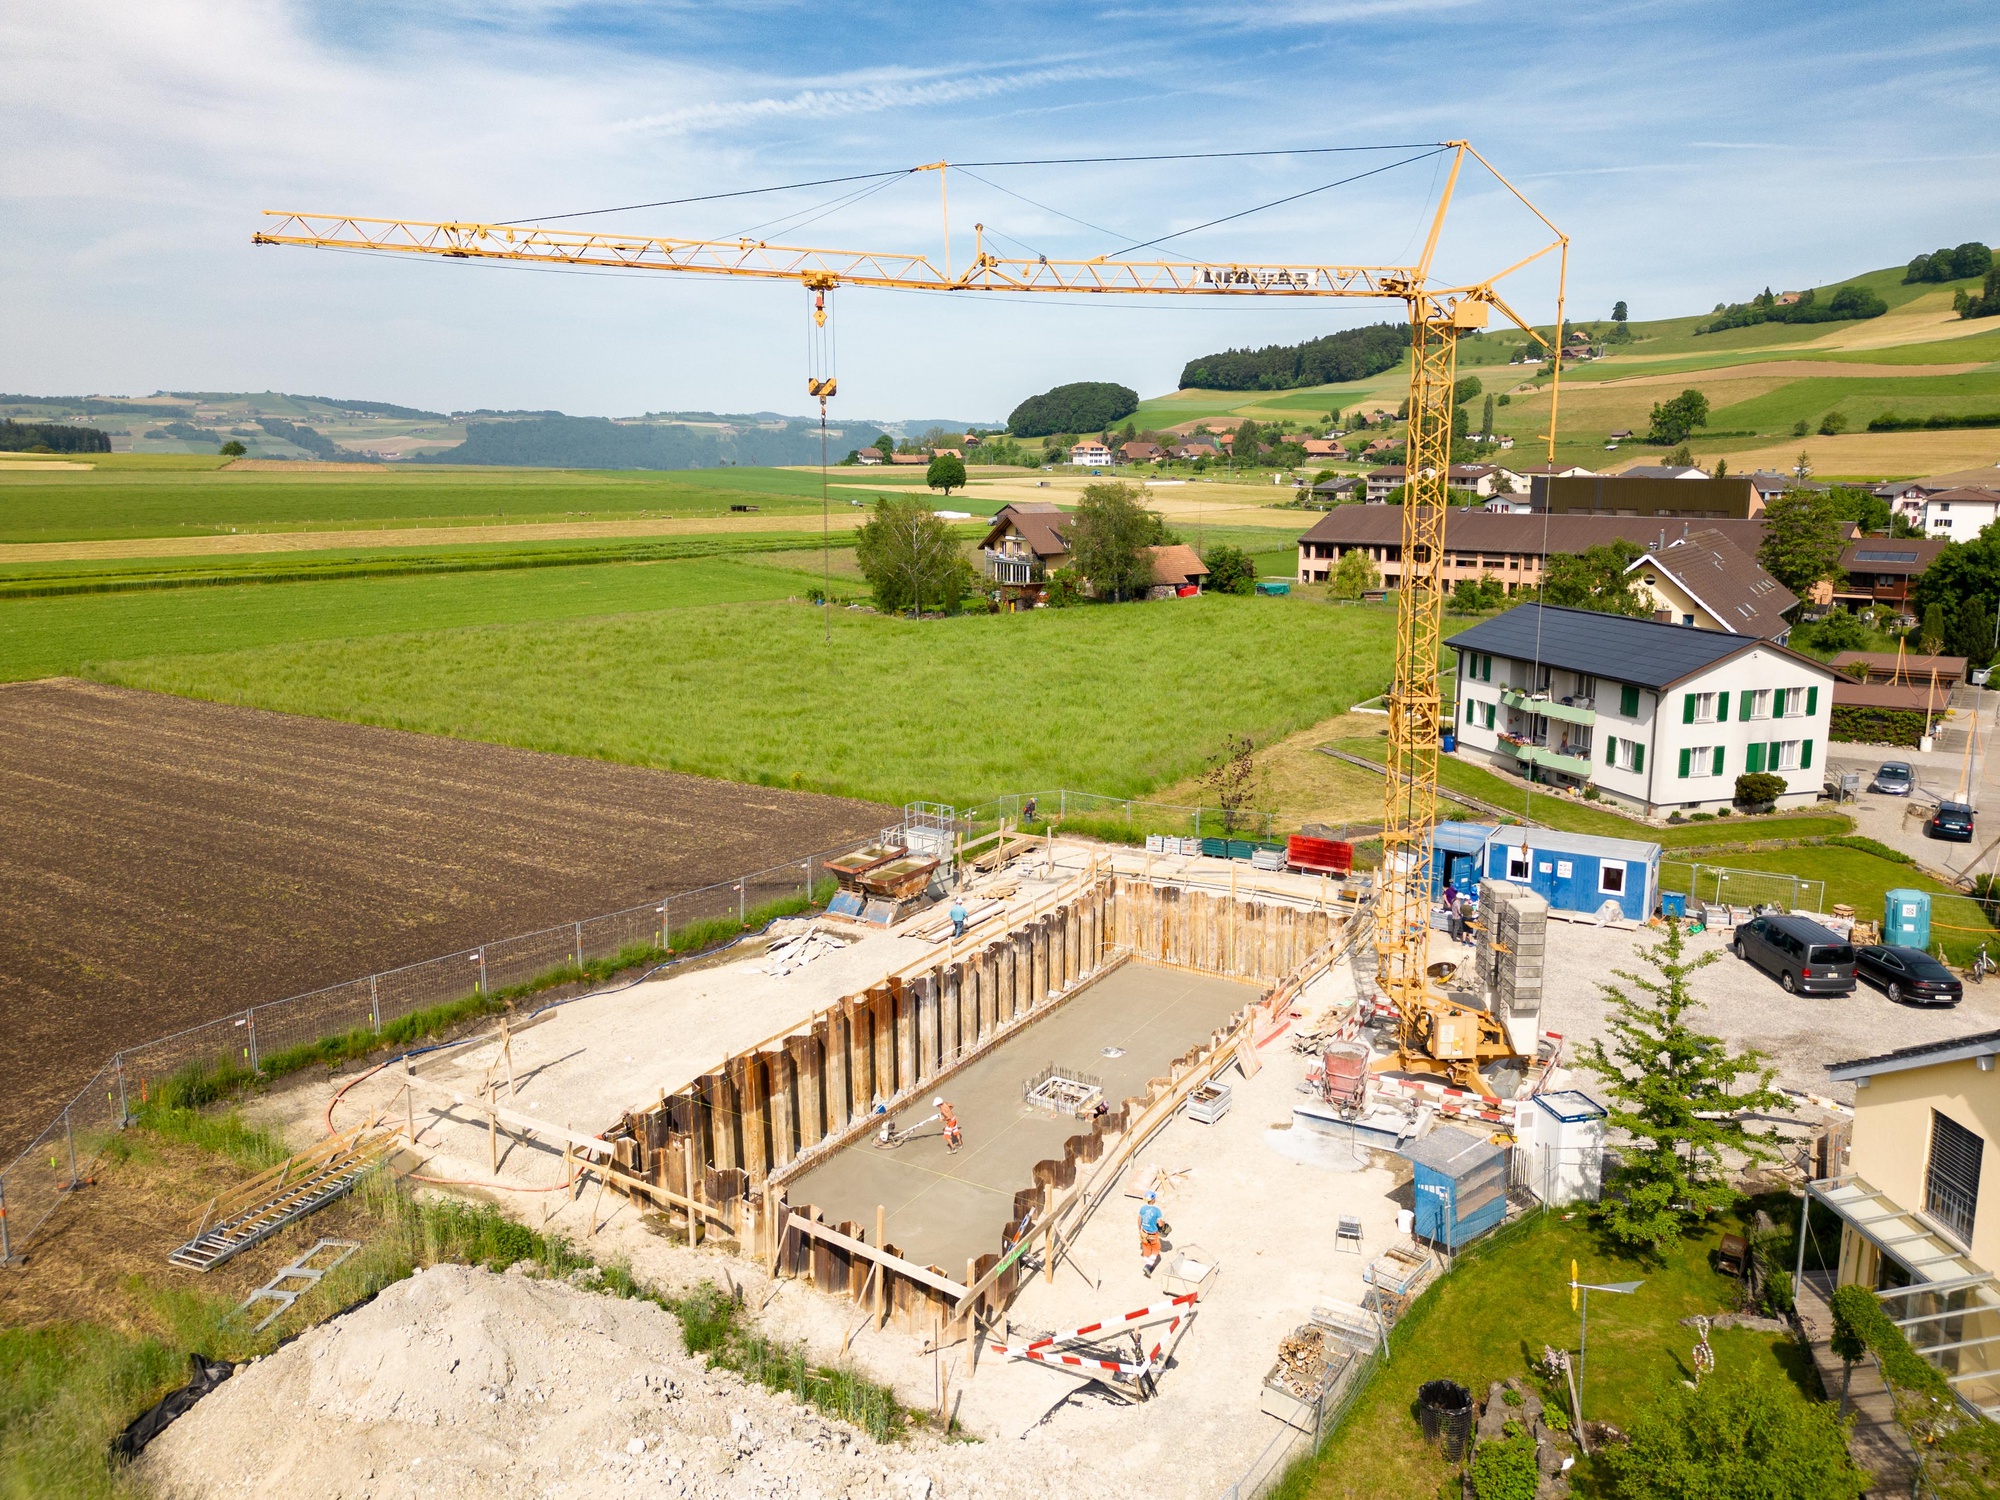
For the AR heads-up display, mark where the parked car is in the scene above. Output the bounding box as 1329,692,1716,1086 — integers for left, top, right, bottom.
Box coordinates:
1855,944,1963,1006
1928,801,1976,842
1732,914,1858,995
1871,762,1915,796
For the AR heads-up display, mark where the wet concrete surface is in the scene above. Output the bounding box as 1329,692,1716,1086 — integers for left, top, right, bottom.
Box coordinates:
782,962,1258,1273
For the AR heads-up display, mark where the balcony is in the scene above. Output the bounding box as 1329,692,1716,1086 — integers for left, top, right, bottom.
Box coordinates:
983,550,1041,586
1499,732,1593,779
1500,688,1596,726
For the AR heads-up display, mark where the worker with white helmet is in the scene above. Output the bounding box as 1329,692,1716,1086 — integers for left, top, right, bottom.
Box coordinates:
936,1096,961,1154
1138,1190,1166,1276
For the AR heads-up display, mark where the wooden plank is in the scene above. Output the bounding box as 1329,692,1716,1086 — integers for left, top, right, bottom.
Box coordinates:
398,1071,613,1159
786,1213,968,1299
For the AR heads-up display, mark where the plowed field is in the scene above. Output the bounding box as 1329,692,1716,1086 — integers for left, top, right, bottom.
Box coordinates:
0,680,889,1157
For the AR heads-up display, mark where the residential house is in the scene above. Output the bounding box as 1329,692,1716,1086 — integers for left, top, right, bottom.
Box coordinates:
1483,494,1533,514
1450,603,1836,815
856,450,885,465
1365,464,1523,501
890,452,928,465
1146,544,1211,598
1831,537,1948,614
1308,475,1367,506
1923,488,2000,539
1121,440,1165,463
1069,441,1114,468
979,502,1071,606
1624,527,1799,640
1363,437,1398,456
1871,481,1937,530
1293,509,1766,595
1810,1030,2000,1419
1615,464,1708,481
1302,438,1350,460
1532,473,1764,519
1514,462,1597,481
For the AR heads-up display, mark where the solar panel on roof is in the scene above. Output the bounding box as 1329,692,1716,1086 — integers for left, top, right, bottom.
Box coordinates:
1854,550,1919,563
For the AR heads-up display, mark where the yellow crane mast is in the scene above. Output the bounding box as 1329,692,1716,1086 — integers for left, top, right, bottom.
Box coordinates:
255,142,1567,1090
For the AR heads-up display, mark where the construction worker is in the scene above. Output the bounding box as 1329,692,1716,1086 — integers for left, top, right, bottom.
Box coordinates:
1138,1190,1165,1276
936,1097,961,1154
949,896,968,938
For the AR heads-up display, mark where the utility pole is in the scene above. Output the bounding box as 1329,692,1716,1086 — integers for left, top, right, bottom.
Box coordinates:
1570,1262,1643,1448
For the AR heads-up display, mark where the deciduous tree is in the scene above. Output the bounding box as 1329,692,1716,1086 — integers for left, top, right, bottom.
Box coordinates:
854,495,975,617
1539,539,1651,616
1199,733,1259,834
1612,299,1628,322
1757,486,1845,594
1578,919,1787,1258
1201,544,1256,596
1330,547,1380,598
1646,388,1710,445
1066,481,1173,601
1597,1377,1865,1500
925,453,966,494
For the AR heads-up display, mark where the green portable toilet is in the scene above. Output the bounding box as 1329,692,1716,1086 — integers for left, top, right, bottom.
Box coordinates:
1884,888,1931,949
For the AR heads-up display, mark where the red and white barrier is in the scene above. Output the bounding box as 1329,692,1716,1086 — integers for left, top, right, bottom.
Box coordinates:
987,1292,1201,1380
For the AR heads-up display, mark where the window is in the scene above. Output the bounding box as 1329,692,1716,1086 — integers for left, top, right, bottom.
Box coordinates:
1684,691,1718,724
1768,740,1812,771
1927,1110,1983,1246
1619,684,1640,716
1678,745,1722,779
1604,736,1644,773
1599,863,1626,895
1507,849,1531,881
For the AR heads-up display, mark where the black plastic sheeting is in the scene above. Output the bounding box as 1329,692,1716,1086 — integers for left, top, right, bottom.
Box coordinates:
111,1354,235,1461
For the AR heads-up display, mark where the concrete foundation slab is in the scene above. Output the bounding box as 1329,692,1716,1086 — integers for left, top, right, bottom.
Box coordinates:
782,962,1258,1272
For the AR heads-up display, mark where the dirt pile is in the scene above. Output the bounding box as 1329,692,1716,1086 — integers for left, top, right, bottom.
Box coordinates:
139,1264,1052,1500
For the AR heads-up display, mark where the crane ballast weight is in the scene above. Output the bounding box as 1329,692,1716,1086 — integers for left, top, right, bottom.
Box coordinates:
256,142,1568,1094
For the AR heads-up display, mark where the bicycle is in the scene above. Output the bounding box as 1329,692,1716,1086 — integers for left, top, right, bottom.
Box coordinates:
1973,945,1993,985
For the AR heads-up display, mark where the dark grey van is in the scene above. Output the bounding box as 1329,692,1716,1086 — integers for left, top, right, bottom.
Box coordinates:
1733,914,1858,995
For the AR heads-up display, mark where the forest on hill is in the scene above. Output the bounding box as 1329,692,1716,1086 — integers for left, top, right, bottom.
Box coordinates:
1177,322,1409,392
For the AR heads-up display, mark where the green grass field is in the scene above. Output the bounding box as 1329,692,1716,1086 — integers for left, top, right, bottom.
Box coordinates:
0,463,926,542
0,555,819,682
92,592,1397,806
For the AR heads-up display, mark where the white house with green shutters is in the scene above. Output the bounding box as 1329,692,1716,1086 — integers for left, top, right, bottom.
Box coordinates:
1447,603,1836,817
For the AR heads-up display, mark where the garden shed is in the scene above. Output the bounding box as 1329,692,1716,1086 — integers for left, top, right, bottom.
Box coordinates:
1400,1125,1509,1250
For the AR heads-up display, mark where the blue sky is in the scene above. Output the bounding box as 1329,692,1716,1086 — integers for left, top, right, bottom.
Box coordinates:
3,0,1995,422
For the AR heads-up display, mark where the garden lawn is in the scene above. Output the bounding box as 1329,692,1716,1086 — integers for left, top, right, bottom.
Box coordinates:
92,593,1396,808
1334,739,1854,848
0,555,812,682
1299,1211,1822,1500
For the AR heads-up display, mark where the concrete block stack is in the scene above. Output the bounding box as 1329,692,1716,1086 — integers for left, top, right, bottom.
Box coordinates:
1476,879,1548,1018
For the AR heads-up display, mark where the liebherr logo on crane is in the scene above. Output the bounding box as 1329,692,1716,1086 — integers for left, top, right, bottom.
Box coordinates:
1200,267,1316,287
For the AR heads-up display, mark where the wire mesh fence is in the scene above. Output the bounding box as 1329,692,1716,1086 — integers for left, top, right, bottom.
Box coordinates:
1657,860,1825,915
0,847,844,1262
959,789,1278,843
1215,1346,1382,1500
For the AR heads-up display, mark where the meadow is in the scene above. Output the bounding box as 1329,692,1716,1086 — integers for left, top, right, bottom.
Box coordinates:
92,591,1399,807
0,554,814,681
0,459,930,543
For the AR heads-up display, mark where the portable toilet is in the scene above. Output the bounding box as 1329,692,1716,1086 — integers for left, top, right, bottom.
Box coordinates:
1400,1125,1509,1250
1519,1090,1607,1207
1884,889,1931,950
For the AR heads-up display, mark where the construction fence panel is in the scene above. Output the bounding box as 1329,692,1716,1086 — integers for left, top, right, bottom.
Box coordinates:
1217,1346,1382,1500
1656,862,1823,916
248,978,381,1068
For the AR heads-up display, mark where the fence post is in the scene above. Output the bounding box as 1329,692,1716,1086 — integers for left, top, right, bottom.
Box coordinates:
114,1056,129,1128
659,902,669,951
803,861,812,904
739,883,746,926
1196,807,1203,838
63,1108,79,1190
477,947,488,997
1061,789,1067,819
0,1175,16,1266
369,974,381,1034
575,921,584,971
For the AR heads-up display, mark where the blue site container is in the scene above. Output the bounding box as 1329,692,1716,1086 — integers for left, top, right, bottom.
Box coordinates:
1885,888,1931,949
1661,891,1687,920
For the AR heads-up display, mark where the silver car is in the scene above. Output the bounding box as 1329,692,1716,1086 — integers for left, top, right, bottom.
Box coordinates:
1872,761,1915,796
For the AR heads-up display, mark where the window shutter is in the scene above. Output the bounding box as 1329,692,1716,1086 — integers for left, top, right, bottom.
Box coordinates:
1740,693,1754,721
1485,702,1495,729
1468,699,1477,725
1482,654,1492,681
1717,691,1729,720
1678,748,1691,778
1747,742,1765,772
1802,739,1813,769
1713,745,1725,776
1632,742,1644,773
1621,684,1639,716
1604,736,1617,763
1770,740,1782,771
1683,694,1695,724
1806,685,1818,716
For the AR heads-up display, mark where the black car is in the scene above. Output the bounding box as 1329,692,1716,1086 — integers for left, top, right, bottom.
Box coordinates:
1929,801,1976,842
1855,944,1964,1006
1733,914,1858,995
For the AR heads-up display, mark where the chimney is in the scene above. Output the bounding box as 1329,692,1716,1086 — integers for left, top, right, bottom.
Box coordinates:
1656,528,1665,551
1682,522,1691,541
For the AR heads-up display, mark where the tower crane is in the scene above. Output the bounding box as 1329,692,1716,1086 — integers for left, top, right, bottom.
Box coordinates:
254,141,1567,1094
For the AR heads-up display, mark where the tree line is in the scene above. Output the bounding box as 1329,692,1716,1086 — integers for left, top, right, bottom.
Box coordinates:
0,419,110,453
1696,283,1887,335
1176,322,1408,392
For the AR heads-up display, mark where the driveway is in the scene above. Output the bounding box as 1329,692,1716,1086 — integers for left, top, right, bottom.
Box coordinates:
1826,685,1999,882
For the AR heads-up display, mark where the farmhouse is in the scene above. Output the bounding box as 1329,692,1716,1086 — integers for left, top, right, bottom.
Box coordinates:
1121,440,1164,463
1450,603,1835,815
1146,543,1210,597
1293,509,1766,595
1623,526,1798,639
979,501,1071,605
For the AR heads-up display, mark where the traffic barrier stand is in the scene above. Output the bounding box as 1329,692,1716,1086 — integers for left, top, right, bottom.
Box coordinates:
986,1291,1201,1398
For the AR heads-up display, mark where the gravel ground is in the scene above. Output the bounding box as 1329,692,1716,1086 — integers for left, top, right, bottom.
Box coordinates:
1534,914,2000,1106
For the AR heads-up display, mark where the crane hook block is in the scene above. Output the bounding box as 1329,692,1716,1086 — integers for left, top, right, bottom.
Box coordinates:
807,377,837,398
